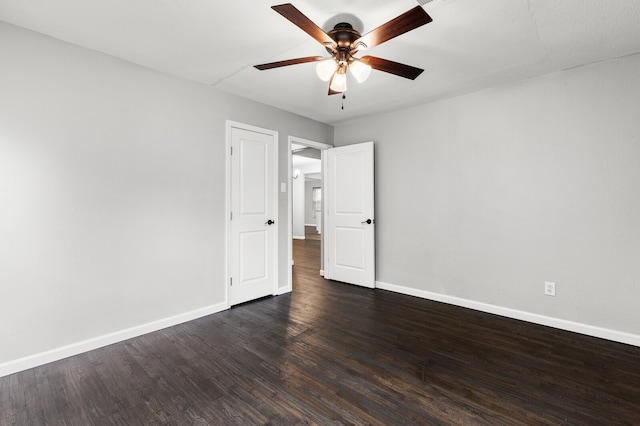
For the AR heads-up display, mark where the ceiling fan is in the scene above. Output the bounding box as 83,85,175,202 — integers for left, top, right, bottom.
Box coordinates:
254,3,433,95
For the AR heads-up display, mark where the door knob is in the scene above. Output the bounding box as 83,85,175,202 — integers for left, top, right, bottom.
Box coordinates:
361,219,373,225
265,219,275,225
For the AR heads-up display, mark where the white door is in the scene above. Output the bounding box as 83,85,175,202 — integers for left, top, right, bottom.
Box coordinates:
228,122,278,306
324,142,375,288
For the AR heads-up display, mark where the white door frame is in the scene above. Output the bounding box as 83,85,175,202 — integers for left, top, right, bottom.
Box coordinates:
225,120,279,308
285,136,333,294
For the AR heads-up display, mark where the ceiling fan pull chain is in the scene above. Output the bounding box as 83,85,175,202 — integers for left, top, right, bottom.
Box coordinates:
341,93,346,110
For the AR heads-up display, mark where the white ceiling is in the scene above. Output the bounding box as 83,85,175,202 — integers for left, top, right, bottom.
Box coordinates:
2,0,640,125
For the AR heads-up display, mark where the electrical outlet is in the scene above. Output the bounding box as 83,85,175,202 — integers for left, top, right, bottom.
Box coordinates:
544,281,556,296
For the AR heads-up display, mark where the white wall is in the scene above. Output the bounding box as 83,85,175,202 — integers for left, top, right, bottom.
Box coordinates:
305,179,321,226
0,22,332,374
292,174,305,239
335,53,640,343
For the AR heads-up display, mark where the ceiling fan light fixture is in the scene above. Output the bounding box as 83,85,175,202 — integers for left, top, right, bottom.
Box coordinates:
255,4,431,96
316,59,337,81
349,60,372,83
330,68,347,93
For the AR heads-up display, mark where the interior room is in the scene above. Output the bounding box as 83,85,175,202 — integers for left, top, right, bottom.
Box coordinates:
1,0,639,423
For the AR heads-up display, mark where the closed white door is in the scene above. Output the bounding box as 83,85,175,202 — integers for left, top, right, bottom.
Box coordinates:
324,142,375,288
228,122,278,306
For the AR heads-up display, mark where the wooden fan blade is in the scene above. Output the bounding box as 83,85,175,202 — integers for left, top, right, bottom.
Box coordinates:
360,56,424,80
352,6,432,50
254,56,324,70
272,3,336,47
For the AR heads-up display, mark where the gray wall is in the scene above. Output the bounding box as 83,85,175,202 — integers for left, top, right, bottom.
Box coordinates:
0,22,332,367
334,53,640,337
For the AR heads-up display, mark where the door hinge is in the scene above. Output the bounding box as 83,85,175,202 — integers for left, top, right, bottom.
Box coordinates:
230,146,233,156
230,277,233,286
230,211,233,220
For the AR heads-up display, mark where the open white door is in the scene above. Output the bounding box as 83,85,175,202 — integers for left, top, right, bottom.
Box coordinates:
228,122,278,306
324,142,375,288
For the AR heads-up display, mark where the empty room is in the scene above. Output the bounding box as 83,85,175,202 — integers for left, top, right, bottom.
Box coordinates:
1,0,639,424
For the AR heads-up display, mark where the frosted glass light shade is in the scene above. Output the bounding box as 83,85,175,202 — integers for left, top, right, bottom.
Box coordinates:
349,60,372,83
330,71,347,92
316,59,337,81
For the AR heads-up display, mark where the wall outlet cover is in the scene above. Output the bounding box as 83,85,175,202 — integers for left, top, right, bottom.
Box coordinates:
545,281,556,296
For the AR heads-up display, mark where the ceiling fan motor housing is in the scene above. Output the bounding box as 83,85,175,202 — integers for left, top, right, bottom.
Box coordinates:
327,22,361,63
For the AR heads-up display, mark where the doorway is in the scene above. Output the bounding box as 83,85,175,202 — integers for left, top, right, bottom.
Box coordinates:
287,139,376,292
286,136,332,292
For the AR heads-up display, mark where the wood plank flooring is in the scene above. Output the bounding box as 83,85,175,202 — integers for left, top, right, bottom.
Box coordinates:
1,235,640,424
303,225,321,241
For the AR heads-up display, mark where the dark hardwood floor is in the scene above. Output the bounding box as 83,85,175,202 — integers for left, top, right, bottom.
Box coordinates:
2,235,640,425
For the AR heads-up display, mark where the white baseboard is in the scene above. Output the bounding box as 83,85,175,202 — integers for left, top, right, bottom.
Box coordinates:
292,235,305,240
320,270,325,276
276,286,292,295
375,281,640,348
0,302,228,378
